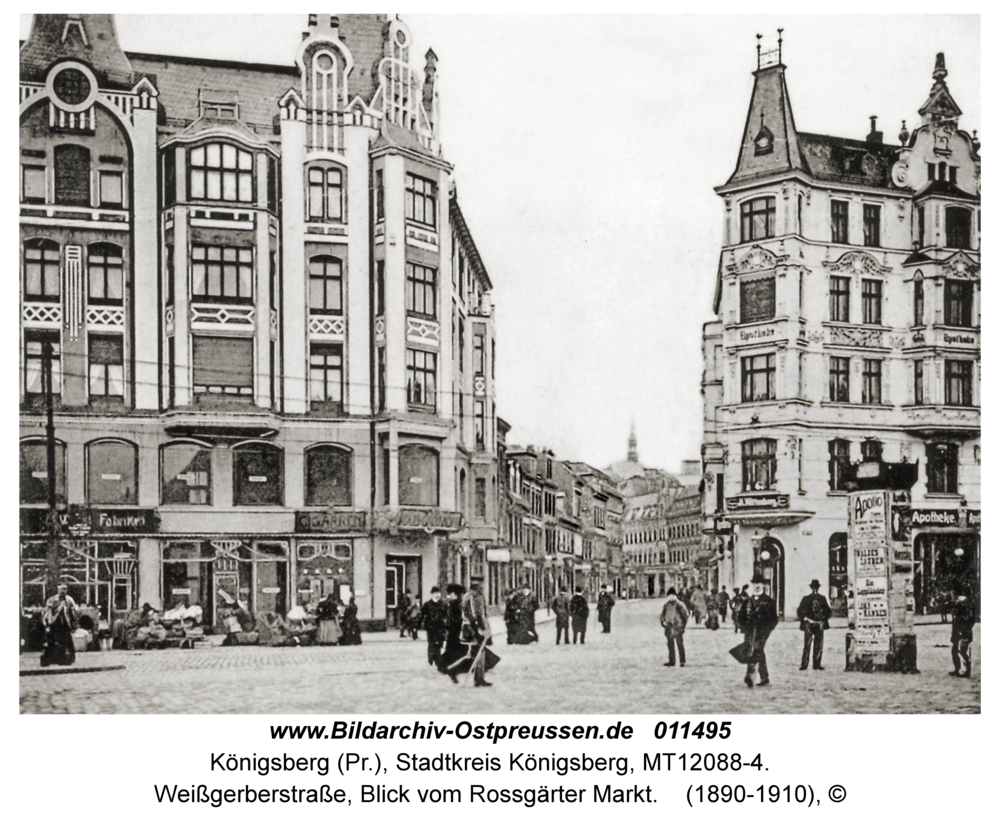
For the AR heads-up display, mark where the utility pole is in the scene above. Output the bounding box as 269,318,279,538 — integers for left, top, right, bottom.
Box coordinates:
42,340,59,592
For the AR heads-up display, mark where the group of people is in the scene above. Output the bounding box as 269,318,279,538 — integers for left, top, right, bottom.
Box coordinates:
547,584,616,645
668,584,731,630
418,578,497,687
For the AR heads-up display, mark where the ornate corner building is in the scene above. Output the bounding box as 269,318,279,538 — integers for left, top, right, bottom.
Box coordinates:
18,14,501,630
702,43,980,619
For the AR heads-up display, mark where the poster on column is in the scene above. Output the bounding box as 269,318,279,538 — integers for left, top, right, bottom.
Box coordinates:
849,491,891,652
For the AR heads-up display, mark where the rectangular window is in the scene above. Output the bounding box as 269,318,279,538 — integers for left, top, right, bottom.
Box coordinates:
926,443,958,494
192,335,253,397
741,439,776,492
863,203,880,247
309,343,343,405
88,334,124,400
161,443,212,505
189,143,253,203
862,358,882,405
54,144,90,206
375,169,384,221
739,197,776,242
191,245,253,302
24,240,61,301
405,262,437,317
945,360,973,406
861,439,882,462
22,165,46,203
829,276,850,322
267,156,277,213
377,347,386,412
829,356,850,402
913,279,924,326
307,166,343,221
927,162,936,182
831,199,849,244
163,148,176,208
308,256,343,314
99,171,123,207
458,318,465,372
944,280,974,327
474,400,485,448
406,349,437,409
828,439,850,491
918,206,926,248
473,333,485,375
24,331,61,396
945,207,971,249
375,260,385,316
739,276,776,323
404,173,437,228
475,477,487,520
740,353,776,402
914,360,924,405
166,245,175,305
862,279,882,325
87,244,124,304
949,166,958,184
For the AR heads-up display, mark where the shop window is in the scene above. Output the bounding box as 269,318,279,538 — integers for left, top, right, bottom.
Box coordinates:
862,359,882,405
862,279,882,325
945,360,974,406
189,143,253,202
741,438,776,492
22,165,46,204
20,438,66,504
926,442,958,494
305,444,352,507
24,239,61,302
740,276,775,323
944,280,974,327
309,343,343,407
161,442,212,505
308,256,343,315
404,172,437,228
829,275,850,322
307,164,344,222
99,171,123,207
863,203,881,247
406,348,437,410
913,277,924,326
24,330,61,396
740,197,775,242
192,245,253,303
406,262,437,318
87,440,138,504
741,353,775,402
88,334,124,400
829,356,850,402
87,243,124,305
945,207,971,249
192,335,253,398
233,443,283,506
54,144,90,206
398,444,439,507
831,200,849,244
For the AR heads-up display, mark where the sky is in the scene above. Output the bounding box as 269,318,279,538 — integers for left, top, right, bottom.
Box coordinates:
18,13,980,474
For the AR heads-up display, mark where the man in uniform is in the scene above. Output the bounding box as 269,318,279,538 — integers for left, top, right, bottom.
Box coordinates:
738,573,779,687
796,579,832,670
420,586,449,668
462,576,493,687
597,585,615,633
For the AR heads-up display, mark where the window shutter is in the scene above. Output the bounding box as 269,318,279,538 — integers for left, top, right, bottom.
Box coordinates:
193,336,253,387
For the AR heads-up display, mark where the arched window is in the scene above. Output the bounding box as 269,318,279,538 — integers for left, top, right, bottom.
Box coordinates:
188,143,253,202
54,144,90,206
161,441,212,505
20,438,66,504
304,444,352,507
233,442,283,506
308,256,343,315
741,438,776,492
398,444,439,507
87,243,124,304
306,163,344,222
24,239,60,302
87,440,138,504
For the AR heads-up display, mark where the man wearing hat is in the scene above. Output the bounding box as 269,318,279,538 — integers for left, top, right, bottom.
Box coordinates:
659,587,689,667
737,573,779,687
462,577,493,686
796,579,832,671
421,586,449,668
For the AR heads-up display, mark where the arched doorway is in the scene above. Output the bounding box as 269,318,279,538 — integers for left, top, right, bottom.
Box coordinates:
754,536,785,618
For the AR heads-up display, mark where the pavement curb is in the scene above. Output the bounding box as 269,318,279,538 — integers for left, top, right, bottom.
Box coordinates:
20,665,126,677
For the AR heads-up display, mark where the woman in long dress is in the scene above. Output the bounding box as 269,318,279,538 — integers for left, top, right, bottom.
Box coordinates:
438,584,468,682
40,585,78,667
338,597,362,645
316,594,342,645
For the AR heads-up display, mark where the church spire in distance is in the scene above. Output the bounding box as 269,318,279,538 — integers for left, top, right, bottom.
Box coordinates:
628,421,639,464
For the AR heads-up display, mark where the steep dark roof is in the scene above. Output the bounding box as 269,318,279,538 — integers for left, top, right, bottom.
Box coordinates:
797,133,901,189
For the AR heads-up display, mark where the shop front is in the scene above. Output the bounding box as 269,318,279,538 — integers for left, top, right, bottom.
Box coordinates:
906,507,980,618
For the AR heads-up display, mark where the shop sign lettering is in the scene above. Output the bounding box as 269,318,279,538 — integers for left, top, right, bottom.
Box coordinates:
373,509,464,533
726,493,789,511
295,511,370,534
19,506,159,535
910,509,959,527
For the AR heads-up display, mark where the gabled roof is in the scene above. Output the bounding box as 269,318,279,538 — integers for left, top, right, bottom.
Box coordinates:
797,132,900,189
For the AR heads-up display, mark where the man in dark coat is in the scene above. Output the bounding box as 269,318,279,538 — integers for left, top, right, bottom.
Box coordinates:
551,588,570,645
515,584,539,644
569,586,589,644
421,586,449,667
719,585,729,624
40,584,78,667
738,573,779,687
796,579,832,670
439,584,467,683
949,587,976,678
396,589,412,638
659,587,689,667
462,578,493,687
597,586,615,633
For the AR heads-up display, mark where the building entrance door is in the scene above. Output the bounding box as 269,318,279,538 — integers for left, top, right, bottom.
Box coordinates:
755,536,785,618
385,555,421,628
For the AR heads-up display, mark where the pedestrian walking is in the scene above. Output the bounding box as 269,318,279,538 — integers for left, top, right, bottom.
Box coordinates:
339,597,362,645
570,586,589,644
551,588,570,645
439,584,467,683
396,589,412,638
737,574,778,687
40,584,78,667
690,585,708,625
405,598,422,640
660,587,689,667
462,577,494,687
420,587,449,667
514,584,539,644
597,585,615,633
705,588,721,630
731,585,749,634
719,585,729,623
949,587,975,678
796,579,831,670
503,589,518,644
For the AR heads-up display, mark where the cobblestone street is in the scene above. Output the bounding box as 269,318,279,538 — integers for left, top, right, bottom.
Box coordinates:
20,599,979,714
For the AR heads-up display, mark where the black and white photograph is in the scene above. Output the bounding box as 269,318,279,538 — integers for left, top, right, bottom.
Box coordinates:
17,12,981,719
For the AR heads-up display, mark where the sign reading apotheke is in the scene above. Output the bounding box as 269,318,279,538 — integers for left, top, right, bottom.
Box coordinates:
19,506,160,535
